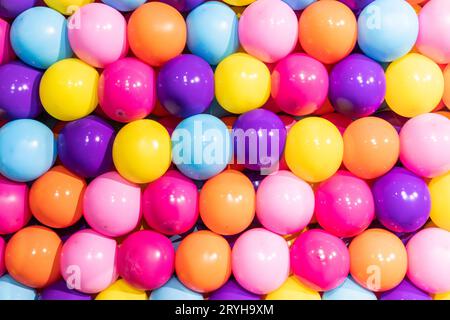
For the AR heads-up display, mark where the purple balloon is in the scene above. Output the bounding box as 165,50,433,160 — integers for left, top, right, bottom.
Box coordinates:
157,54,214,118
233,109,287,171
372,167,431,233
57,115,116,178
0,0,38,19
0,61,43,119
39,280,92,300
380,279,431,300
339,0,375,13
159,0,205,12
209,279,260,300
329,54,386,118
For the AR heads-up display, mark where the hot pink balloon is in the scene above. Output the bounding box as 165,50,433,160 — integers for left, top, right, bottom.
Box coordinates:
0,237,5,276
0,18,14,65
0,176,31,235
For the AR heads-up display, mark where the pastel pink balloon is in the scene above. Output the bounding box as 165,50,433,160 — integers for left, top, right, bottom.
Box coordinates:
0,18,14,65
400,113,450,178
142,170,198,236
232,228,289,294
416,0,450,64
0,237,5,276
0,176,31,235
315,170,375,238
407,228,450,294
256,170,314,235
83,171,141,237
239,0,298,63
68,3,128,68
60,229,118,294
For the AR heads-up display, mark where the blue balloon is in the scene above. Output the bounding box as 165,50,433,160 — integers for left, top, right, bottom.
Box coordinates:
0,119,56,182
150,277,203,300
186,1,239,65
282,0,315,11
172,114,232,181
10,7,73,69
322,277,377,300
0,275,37,300
101,0,147,12
357,0,418,62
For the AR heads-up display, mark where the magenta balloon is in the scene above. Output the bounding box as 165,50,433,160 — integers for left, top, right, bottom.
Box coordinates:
0,175,31,235
0,237,5,276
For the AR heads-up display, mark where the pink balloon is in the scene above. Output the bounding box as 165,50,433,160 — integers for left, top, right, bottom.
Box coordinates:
400,113,450,178
239,0,298,63
0,237,5,276
142,170,198,236
60,229,118,294
232,228,289,294
83,171,142,237
0,18,14,65
407,228,450,294
290,229,350,291
271,53,329,116
98,57,156,123
118,230,174,290
256,170,314,235
0,176,31,235
68,3,128,68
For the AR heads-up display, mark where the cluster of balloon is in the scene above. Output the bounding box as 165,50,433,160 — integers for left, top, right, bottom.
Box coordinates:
0,0,450,301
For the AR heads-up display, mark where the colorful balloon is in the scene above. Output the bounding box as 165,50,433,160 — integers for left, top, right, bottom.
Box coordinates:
209,279,260,300
150,276,203,300
380,279,431,300
0,18,14,65
283,0,315,11
40,280,92,300
323,277,377,300
96,279,147,300
0,275,36,300
0,0,38,19
265,276,321,300
429,172,450,231
43,0,94,15
0,176,31,234
101,0,147,12
0,237,4,276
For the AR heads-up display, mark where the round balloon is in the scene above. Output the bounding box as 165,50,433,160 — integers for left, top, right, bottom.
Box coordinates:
159,0,205,12
0,18,14,65
322,277,377,300
0,176,31,234
0,237,4,276
150,277,203,300
429,172,450,231
40,280,92,300
209,279,260,300
44,0,94,15
265,276,321,300
380,279,431,300
282,0,315,11
0,0,38,19
0,275,36,300
96,279,147,300
101,0,147,12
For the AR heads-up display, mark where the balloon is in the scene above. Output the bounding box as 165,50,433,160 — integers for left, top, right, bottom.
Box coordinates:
285,117,343,183
232,228,289,294
444,64,450,109
223,0,254,5
434,292,450,300
265,276,320,300
329,54,386,118
372,167,431,233
0,275,36,300
0,61,43,119
323,277,377,300
127,2,186,67
0,237,4,276
339,0,375,12
143,170,198,236
30,166,86,229
113,119,171,184
57,115,115,178
291,229,350,292
349,229,407,292
175,230,231,293
0,18,14,65
315,170,374,238
39,280,92,300
5,226,62,288
0,119,56,182
407,228,450,294
172,114,232,180
385,53,444,118
215,53,271,114
186,1,239,65
40,58,99,121
343,117,400,179
380,279,431,300
0,0,38,19
209,279,260,300
429,172,450,231
44,0,94,15
157,54,214,118
84,171,141,237
96,279,147,300
399,113,450,178
159,0,205,12
10,7,72,69
282,0,315,11
60,229,118,294
0,176,31,234
199,170,255,235
68,3,128,68
358,0,418,62
299,0,357,64
150,276,203,300
101,0,146,12
256,170,314,235
271,53,329,116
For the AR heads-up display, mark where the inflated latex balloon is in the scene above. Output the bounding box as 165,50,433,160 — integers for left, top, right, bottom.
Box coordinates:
339,0,374,12
209,279,260,300
0,0,38,19
0,176,31,235
0,275,37,300
39,280,92,300
0,18,14,65
444,64,450,109
44,0,94,15
0,237,4,276
159,0,205,12
380,279,431,300
96,279,147,300
429,172,450,231
150,276,203,300
101,0,147,12
283,0,315,11
265,276,320,300
322,277,377,300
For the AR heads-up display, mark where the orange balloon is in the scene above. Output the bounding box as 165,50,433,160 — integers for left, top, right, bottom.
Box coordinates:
175,230,231,293
443,64,450,110
127,2,186,67
29,166,86,228
343,117,400,180
298,0,357,64
200,170,255,235
5,226,62,288
349,228,407,292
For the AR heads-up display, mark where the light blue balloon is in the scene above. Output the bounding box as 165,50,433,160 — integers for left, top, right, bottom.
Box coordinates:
172,114,232,181
187,1,239,65
358,0,418,62
322,277,377,300
282,0,315,11
0,275,37,300
150,277,203,300
101,0,146,12
0,119,56,182
10,6,72,69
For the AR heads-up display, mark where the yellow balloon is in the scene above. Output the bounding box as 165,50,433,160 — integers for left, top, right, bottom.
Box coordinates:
265,276,321,300
285,117,343,183
224,0,255,7
215,53,270,114
428,172,450,231
40,58,98,121
385,53,444,118
43,0,94,15
95,279,148,300
434,291,450,300
113,119,171,184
